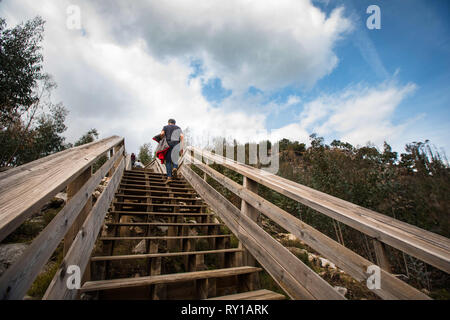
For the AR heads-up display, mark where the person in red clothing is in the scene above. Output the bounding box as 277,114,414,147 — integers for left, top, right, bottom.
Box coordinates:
160,119,184,182
130,153,136,168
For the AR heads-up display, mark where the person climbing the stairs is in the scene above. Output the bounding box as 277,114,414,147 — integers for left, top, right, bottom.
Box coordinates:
160,118,184,182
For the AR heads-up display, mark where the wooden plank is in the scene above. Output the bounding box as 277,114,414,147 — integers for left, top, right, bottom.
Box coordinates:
81,266,262,292
0,136,124,242
181,164,345,300
189,157,430,300
240,176,259,268
0,146,124,300
373,239,392,272
109,211,212,217
91,248,244,261
99,235,232,241
105,222,222,227
113,202,207,208
122,177,188,184
42,156,125,300
119,183,194,191
207,289,285,300
64,166,92,255
197,279,208,299
117,186,196,194
193,148,450,273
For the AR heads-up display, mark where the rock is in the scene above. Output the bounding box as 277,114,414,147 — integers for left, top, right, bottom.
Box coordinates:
29,216,45,224
307,253,318,262
186,219,197,224
278,233,299,242
101,225,108,237
421,288,430,295
287,247,307,256
0,243,29,276
334,286,347,296
188,228,199,236
157,225,168,233
319,257,336,270
133,226,144,235
54,192,67,203
132,240,147,254
80,293,95,300
93,190,101,199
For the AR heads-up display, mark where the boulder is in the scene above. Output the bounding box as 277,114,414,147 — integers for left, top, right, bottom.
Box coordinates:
278,233,299,242
287,247,307,256
133,226,145,235
334,286,348,296
132,240,147,254
157,225,168,233
0,243,29,276
54,192,67,203
319,257,336,270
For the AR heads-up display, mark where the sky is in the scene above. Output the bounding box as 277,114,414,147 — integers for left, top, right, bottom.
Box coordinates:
1,0,449,155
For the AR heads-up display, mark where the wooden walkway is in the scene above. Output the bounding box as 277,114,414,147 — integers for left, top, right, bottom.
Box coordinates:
0,135,448,300
83,169,285,300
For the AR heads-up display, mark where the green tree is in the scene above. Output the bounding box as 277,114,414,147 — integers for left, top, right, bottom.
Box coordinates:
0,16,45,127
138,143,153,165
0,17,69,168
74,128,99,146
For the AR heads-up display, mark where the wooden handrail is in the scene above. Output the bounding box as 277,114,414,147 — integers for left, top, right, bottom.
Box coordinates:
43,156,125,299
182,152,430,300
190,147,450,274
0,136,125,299
181,163,345,299
0,136,124,242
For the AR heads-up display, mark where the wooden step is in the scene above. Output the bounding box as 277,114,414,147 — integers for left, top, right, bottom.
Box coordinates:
110,210,213,217
81,266,262,292
123,175,176,181
206,289,286,300
120,183,194,191
121,179,188,187
114,194,202,201
91,248,243,262
106,222,222,227
114,202,207,208
99,234,232,241
117,188,198,196
122,177,188,185
125,170,167,176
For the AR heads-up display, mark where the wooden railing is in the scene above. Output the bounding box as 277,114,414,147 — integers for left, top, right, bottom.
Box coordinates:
177,146,450,300
1,136,448,300
0,136,126,299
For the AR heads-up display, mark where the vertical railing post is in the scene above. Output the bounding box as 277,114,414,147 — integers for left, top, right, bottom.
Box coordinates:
64,165,93,285
239,176,260,288
373,239,391,272
64,166,93,255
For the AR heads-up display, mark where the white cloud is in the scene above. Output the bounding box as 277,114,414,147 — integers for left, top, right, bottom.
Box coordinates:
275,82,418,148
0,0,354,153
3,1,441,155
89,0,353,93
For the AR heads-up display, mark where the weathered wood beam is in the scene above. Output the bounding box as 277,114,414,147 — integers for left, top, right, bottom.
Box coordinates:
0,146,124,300
43,156,125,300
186,156,430,300
181,164,345,300
193,147,450,274
0,136,124,242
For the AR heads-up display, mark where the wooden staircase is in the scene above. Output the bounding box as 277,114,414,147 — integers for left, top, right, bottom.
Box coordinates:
83,168,285,300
